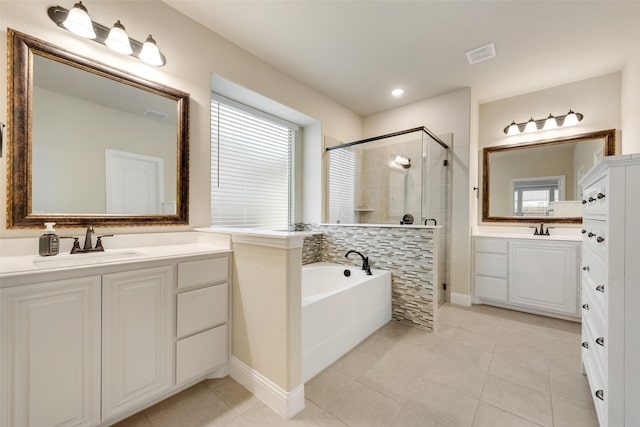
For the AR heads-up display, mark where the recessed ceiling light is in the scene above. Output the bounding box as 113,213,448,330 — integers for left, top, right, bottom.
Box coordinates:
391,88,404,97
465,42,496,65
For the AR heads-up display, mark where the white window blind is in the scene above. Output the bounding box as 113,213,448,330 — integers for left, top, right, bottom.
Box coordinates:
328,148,356,224
211,94,296,229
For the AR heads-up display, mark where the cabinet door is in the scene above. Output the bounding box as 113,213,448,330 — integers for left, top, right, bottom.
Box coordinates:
508,241,579,315
1,277,101,427
102,266,174,420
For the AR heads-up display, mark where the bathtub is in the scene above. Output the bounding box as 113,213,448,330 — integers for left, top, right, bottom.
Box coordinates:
301,262,391,382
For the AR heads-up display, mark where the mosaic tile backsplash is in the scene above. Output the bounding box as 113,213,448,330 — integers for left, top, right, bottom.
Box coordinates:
303,225,439,330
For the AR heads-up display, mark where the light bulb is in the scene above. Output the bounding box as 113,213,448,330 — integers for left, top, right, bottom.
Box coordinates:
105,20,133,55
523,117,537,133
506,120,520,135
564,109,579,126
63,1,96,39
391,88,404,97
543,114,557,130
139,35,164,66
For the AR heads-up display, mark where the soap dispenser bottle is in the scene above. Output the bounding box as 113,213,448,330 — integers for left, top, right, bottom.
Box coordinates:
39,222,60,256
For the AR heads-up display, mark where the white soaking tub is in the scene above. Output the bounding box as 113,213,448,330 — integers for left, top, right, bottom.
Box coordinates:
301,262,391,382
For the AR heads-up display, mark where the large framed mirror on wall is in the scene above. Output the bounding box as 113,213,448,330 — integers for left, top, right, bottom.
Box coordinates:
6,29,190,228
482,129,616,224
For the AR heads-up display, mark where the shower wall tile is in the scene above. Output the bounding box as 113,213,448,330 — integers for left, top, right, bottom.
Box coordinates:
304,225,439,330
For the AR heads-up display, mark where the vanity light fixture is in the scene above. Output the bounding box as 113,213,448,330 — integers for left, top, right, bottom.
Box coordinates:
62,1,95,39
105,20,132,55
48,5,166,66
139,35,163,67
503,110,583,135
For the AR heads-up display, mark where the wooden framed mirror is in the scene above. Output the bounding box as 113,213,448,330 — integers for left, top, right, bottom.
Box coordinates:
482,129,616,223
7,29,189,228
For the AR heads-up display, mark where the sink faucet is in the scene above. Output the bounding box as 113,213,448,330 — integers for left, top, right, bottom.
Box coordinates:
345,250,372,275
530,222,551,236
83,226,95,250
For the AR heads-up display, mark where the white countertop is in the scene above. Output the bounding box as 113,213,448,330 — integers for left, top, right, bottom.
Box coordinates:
0,231,231,280
471,232,582,242
472,225,583,242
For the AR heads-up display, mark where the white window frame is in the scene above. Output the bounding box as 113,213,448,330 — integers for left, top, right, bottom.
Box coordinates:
511,175,565,217
210,93,300,229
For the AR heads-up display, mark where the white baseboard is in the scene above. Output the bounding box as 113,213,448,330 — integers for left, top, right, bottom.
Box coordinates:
450,292,472,306
230,356,305,419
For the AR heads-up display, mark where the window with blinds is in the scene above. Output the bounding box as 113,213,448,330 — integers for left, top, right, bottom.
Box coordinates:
327,148,356,224
211,94,297,229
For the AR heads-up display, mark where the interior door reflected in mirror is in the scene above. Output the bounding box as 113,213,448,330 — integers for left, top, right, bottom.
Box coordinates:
7,29,190,228
482,130,616,224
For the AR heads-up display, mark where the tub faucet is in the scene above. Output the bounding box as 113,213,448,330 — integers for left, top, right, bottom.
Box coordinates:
345,250,372,275
424,218,437,226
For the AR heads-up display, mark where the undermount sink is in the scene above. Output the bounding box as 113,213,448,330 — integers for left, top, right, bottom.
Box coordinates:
33,250,140,267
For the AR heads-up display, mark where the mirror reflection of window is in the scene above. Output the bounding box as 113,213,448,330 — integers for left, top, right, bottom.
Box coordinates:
512,176,564,216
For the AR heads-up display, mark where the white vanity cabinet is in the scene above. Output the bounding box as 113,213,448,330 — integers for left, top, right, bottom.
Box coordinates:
0,276,102,427
175,257,229,385
579,155,640,427
0,250,230,427
102,266,174,420
472,236,580,319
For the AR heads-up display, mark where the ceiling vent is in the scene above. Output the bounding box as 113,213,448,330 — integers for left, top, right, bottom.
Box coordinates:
465,42,496,65
144,109,168,121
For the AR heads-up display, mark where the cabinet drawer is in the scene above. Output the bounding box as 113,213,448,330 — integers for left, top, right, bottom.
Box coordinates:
177,284,228,339
178,256,228,289
582,173,609,217
176,325,227,385
474,253,508,278
474,275,508,301
474,238,508,254
582,219,608,257
582,306,606,371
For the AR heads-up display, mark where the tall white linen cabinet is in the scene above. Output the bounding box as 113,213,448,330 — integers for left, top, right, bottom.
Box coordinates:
579,154,640,427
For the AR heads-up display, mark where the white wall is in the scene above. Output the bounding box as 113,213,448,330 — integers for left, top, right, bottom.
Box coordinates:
622,42,640,154
0,0,362,237
363,88,472,298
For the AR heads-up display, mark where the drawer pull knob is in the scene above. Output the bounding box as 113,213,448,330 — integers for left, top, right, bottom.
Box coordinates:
596,284,605,292
595,390,604,401
588,196,596,202
582,199,588,205
582,303,589,310
583,266,590,271
582,341,589,349
581,229,587,234
597,193,606,199
588,232,595,238
597,236,605,243
596,337,605,346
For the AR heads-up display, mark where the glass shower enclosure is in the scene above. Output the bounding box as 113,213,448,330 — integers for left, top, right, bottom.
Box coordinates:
326,126,452,305
327,126,451,227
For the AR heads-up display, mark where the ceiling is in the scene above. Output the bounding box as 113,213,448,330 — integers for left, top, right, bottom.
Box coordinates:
163,1,640,116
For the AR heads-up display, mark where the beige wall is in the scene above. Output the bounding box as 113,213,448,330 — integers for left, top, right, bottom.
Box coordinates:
479,72,622,225
0,0,362,237
363,88,472,298
622,42,640,154
33,87,176,213
231,242,301,391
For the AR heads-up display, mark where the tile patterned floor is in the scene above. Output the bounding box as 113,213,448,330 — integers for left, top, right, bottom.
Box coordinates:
114,304,598,427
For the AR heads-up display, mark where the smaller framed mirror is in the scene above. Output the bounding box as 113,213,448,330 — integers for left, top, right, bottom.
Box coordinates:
482,129,616,223
7,29,190,228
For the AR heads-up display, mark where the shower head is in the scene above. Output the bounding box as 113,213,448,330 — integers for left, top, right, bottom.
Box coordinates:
393,154,411,169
